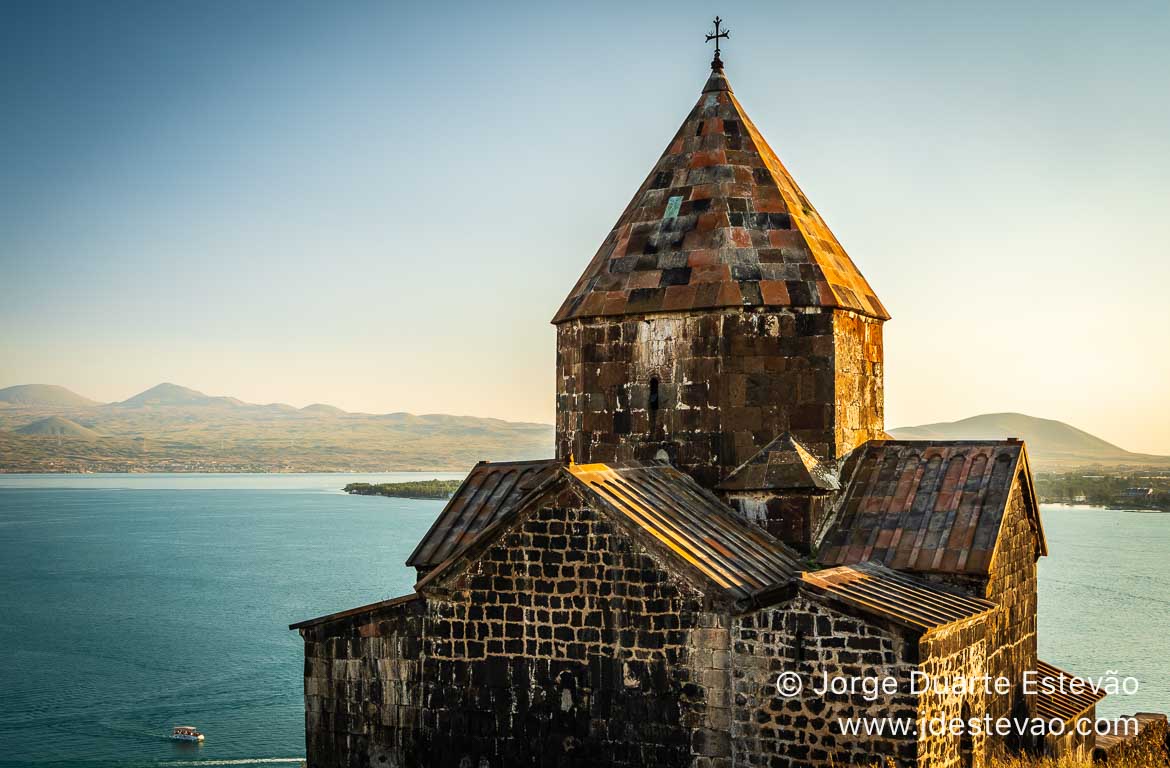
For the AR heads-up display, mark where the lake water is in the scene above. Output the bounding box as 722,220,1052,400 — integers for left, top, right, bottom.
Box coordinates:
0,476,1166,768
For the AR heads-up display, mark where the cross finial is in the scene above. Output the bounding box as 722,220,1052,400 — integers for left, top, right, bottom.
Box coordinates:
705,16,730,71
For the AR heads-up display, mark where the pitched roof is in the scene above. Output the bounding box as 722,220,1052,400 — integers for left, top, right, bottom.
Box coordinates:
801,562,995,633
290,592,421,631
817,440,1046,575
569,461,801,600
1033,660,1107,724
717,432,838,492
553,67,888,324
406,459,561,569
413,459,801,602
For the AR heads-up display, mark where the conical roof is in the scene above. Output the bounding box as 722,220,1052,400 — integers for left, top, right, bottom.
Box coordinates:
553,67,888,323
716,432,839,492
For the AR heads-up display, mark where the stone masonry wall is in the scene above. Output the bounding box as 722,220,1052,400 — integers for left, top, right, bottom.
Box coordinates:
916,619,991,768
299,596,426,768
731,592,992,768
723,491,833,553
420,484,730,767
555,308,884,489
730,593,920,767
982,480,1039,734
831,310,884,458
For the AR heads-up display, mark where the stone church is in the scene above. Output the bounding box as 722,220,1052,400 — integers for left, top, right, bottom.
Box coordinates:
292,47,1106,768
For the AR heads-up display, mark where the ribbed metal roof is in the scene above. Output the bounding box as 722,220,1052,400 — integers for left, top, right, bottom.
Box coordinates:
406,459,561,569
1033,660,1107,724
819,440,1046,575
800,562,995,633
569,461,800,600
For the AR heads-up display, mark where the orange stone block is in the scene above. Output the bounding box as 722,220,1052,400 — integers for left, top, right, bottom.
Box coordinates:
768,229,803,249
816,281,839,306
754,197,787,214
601,291,628,315
690,149,727,168
662,284,698,310
696,212,729,232
628,270,663,290
687,250,718,268
759,280,791,305
715,281,743,306
691,264,732,284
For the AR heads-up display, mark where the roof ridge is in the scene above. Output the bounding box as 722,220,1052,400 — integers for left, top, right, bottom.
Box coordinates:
568,461,800,601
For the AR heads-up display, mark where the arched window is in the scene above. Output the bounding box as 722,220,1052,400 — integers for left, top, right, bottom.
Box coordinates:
649,376,660,412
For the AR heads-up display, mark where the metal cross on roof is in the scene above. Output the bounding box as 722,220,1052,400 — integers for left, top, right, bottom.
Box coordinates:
705,16,729,70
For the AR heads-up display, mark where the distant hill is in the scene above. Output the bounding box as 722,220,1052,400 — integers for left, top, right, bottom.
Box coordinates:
14,416,102,440
0,382,553,473
301,403,346,416
117,383,244,408
13,383,1160,473
889,413,1170,469
0,384,99,408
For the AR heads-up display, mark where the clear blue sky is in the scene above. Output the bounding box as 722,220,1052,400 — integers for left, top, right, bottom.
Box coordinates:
2,0,1168,452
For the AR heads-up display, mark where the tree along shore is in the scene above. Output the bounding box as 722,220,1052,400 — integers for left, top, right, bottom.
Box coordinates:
342,479,461,500
1035,471,1170,511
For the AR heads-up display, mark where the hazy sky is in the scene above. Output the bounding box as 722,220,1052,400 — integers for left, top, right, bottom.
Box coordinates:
2,1,1168,452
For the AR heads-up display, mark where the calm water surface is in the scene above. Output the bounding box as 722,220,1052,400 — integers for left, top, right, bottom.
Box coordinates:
0,477,1166,768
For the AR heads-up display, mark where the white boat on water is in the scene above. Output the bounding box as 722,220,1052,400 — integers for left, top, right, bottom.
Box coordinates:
171,726,204,742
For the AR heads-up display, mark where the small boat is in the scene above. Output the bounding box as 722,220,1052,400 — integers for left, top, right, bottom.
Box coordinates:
171,726,205,742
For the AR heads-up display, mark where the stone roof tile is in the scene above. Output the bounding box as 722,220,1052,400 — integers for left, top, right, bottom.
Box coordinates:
817,440,1046,575
554,67,888,324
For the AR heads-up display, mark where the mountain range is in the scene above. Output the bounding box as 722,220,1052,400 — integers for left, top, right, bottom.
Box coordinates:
0,383,554,473
1,383,1166,472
